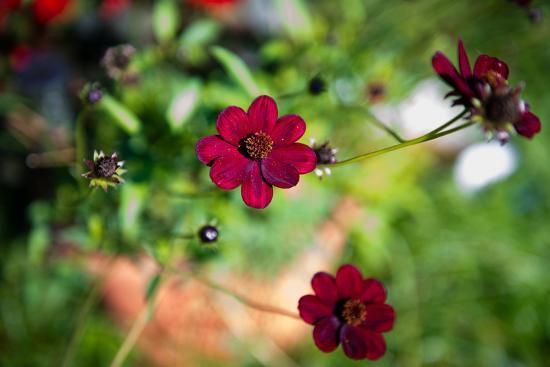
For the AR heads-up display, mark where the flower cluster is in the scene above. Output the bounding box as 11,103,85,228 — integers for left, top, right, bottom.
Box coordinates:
298,264,395,360
196,96,317,209
82,151,126,191
432,39,541,143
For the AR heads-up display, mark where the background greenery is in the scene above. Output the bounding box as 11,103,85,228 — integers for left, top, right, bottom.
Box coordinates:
1,0,549,366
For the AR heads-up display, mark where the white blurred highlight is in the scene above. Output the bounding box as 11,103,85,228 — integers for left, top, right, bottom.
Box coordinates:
453,142,518,193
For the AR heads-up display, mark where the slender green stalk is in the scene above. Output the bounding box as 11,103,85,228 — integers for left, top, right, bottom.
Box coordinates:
367,117,406,143
322,119,475,168
425,110,468,135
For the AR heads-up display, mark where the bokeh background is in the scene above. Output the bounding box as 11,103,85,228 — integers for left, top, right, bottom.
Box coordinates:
1,0,550,366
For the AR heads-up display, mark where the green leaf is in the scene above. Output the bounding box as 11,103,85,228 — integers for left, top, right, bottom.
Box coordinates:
211,46,261,98
145,274,162,301
100,95,141,135
166,81,201,131
179,19,220,47
274,0,313,41
153,0,180,44
119,183,148,241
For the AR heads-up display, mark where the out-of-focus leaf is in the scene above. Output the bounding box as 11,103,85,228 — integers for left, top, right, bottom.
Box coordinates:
274,0,313,41
119,183,148,241
100,95,141,135
145,273,162,301
153,0,180,43
166,81,201,131
28,226,48,264
211,46,261,98
179,19,220,47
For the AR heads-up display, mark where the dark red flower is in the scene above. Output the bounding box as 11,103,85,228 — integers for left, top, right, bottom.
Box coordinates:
196,96,317,209
433,39,541,142
32,0,70,25
0,0,21,28
99,0,130,20
298,264,395,361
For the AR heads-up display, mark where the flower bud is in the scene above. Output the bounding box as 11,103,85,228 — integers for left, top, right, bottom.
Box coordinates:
198,225,219,243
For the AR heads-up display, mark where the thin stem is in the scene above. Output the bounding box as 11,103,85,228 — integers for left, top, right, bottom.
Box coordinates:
196,276,301,320
75,110,87,191
367,116,406,143
425,110,468,135
322,120,475,168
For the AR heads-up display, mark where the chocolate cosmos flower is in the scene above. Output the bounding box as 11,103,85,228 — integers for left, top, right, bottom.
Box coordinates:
298,264,395,361
196,96,317,209
432,39,541,142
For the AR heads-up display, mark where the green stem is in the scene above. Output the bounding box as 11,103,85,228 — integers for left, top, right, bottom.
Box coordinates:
322,118,474,168
75,110,87,190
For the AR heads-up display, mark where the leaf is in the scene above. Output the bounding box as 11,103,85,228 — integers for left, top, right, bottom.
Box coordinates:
119,183,148,241
100,95,141,135
179,19,220,47
145,274,162,301
153,0,180,44
211,46,261,98
166,81,201,131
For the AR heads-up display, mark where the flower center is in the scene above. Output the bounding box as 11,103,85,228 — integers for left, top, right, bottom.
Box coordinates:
243,132,273,160
96,156,118,178
341,299,367,326
484,90,521,125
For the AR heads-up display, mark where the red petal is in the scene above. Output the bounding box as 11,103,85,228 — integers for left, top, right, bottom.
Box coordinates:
196,135,238,165
457,39,472,77
514,111,541,139
362,304,395,333
216,106,250,145
298,295,333,325
432,52,474,98
336,264,364,299
360,278,387,304
313,316,341,352
241,161,273,209
271,114,306,146
209,151,249,189
247,95,278,133
311,272,338,306
340,326,387,360
260,157,299,188
473,55,509,80
269,143,317,174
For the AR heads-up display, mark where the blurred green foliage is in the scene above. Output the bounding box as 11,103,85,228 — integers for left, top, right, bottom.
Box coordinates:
1,0,550,366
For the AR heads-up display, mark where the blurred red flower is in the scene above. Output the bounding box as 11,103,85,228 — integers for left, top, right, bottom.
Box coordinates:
32,0,70,24
432,39,541,141
99,0,130,20
0,0,21,28
188,0,239,5
196,95,317,209
298,264,395,360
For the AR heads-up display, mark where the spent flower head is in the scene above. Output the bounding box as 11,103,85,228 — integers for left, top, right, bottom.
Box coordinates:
101,44,136,80
82,150,126,191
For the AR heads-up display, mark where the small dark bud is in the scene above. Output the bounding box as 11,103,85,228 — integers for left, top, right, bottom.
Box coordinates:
198,225,219,243
313,141,338,165
87,88,103,104
529,8,543,23
308,77,326,95
367,82,386,104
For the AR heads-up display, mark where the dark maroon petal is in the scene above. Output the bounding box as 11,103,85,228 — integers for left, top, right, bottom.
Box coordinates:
269,143,317,174
364,331,387,360
196,135,238,165
298,295,333,325
216,106,251,145
457,39,472,77
271,114,306,146
209,151,249,189
340,326,387,361
311,272,338,306
340,325,367,360
473,55,509,80
313,316,341,353
514,111,541,139
362,304,395,333
336,264,364,299
241,161,273,209
247,95,278,133
84,159,95,169
360,278,387,304
432,52,475,98
260,157,299,189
